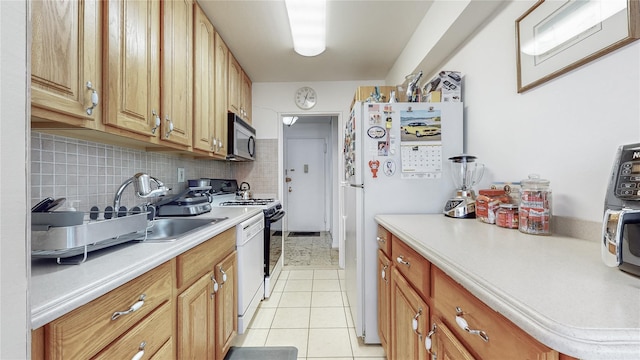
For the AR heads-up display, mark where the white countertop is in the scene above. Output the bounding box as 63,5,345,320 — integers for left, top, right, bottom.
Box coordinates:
375,214,640,360
31,207,263,329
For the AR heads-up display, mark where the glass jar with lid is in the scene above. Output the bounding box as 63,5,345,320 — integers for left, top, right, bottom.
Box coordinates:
519,174,552,235
496,204,519,229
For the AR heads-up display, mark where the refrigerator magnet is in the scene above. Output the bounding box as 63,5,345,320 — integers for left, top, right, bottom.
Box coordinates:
384,160,396,176
367,126,386,139
368,160,380,178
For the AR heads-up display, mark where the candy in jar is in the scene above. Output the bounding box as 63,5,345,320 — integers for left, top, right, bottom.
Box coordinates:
496,204,519,229
519,174,552,235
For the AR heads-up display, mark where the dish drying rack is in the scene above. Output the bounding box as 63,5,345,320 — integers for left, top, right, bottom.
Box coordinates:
31,211,149,265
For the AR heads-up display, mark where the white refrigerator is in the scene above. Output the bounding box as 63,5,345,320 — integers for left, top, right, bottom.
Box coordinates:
343,101,463,344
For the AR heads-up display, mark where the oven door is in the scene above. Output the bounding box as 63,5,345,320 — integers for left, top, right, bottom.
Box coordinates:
264,210,285,277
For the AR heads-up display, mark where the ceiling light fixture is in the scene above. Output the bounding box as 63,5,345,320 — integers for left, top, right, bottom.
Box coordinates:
285,0,327,57
283,116,299,126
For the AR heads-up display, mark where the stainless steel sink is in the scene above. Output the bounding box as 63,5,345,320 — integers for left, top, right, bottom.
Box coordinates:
136,217,228,241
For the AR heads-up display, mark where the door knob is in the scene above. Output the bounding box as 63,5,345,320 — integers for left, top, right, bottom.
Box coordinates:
285,177,292,183
288,186,292,193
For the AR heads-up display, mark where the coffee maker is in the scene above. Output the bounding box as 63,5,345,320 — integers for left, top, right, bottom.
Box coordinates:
443,155,484,218
602,143,640,276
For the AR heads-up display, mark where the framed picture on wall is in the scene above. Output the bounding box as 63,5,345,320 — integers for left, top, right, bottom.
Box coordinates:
516,0,640,93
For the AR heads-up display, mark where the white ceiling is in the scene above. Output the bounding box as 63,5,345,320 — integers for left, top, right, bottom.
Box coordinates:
198,0,434,83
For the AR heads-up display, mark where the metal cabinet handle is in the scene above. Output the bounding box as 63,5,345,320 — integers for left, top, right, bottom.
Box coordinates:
151,110,160,134
131,341,146,360
164,116,174,138
381,264,388,283
86,81,99,115
210,274,219,298
425,322,436,352
455,307,489,342
111,294,146,320
219,267,227,285
411,308,423,341
396,255,410,267
376,236,386,244
211,137,217,151
217,138,223,151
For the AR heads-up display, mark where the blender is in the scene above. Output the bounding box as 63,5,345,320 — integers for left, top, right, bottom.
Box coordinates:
444,155,484,218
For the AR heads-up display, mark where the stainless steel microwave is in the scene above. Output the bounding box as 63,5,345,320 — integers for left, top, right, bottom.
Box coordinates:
227,113,256,161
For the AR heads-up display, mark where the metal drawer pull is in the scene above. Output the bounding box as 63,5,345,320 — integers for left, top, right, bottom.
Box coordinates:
376,236,386,244
412,308,423,340
396,255,410,267
455,307,489,342
111,294,146,321
131,341,146,360
425,322,437,352
86,81,99,115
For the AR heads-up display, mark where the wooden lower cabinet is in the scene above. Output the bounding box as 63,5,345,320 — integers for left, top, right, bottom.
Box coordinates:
215,250,238,360
390,267,429,360
377,249,391,354
177,271,217,359
428,316,476,360
378,224,571,360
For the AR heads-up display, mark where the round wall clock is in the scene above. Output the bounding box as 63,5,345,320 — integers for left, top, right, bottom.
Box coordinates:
294,86,317,110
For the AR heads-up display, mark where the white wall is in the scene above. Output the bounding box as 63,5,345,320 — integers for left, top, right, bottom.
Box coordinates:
0,1,29,358
434,1,640,223
252,80,382,247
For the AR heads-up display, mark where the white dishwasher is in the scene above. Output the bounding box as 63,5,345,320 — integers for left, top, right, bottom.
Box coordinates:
236,213,265,334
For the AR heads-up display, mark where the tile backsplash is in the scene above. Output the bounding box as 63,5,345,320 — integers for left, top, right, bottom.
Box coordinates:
30,132,278,212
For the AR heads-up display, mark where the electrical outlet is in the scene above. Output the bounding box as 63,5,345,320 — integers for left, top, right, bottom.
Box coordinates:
177,168,185,183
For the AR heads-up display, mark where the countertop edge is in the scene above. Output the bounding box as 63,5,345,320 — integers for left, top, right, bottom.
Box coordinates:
375,215,640,360
31,208,262,328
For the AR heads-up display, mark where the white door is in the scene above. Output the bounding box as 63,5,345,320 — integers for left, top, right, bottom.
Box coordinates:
286,138,326,231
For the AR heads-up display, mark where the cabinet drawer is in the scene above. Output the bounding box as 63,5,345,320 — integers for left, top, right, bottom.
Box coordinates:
176,228,235,289
93,302,173,360
391,236,430,299
47,261,173,360
432,267,557,360
377,225,392,256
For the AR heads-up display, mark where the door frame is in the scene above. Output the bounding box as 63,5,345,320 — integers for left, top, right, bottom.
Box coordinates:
278,112,342,263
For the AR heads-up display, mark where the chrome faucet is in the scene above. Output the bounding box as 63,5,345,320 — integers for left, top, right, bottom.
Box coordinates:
113,173,169,213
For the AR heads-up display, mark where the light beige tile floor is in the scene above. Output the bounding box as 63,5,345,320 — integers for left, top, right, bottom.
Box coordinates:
233,266,387,359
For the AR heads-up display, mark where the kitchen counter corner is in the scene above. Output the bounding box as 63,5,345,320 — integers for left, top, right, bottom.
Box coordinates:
375,214,640,360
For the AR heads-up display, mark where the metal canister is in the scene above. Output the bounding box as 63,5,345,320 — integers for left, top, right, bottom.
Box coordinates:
519,174,552,235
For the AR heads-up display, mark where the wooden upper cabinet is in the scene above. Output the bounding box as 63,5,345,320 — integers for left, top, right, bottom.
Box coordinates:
103,0,161,139
192,3,216,154
161,0,194,148
214,32,229,157
31,0,102,128
240,70,252,123
228,54,241,115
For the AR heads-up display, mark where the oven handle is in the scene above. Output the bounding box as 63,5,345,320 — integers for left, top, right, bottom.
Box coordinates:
267,210,285,222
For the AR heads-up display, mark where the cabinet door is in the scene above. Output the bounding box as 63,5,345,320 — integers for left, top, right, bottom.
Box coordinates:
215,251,238,360
192,4,216,154
104,0,161,138
31,0,101,128
177,271,216,360
377,250,392,354
214,33,229,156
430,317,477,360
240,71,252,123
228,55,241,114
161,0,193,147
391,267,428,360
